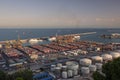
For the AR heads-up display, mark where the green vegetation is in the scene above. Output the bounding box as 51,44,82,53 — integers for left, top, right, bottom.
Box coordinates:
0,69,33,80
13,69,33,80
0,70,7,80
92,71,105,80
15,77,24,80
93,57,120,80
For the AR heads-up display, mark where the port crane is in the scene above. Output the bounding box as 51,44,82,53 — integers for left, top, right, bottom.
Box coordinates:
12,35,23,48
56,35,75,44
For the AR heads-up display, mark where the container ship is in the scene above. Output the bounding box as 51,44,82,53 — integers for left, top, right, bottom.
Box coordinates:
101,33,120,39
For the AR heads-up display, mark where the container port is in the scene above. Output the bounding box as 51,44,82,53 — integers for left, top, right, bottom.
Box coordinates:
0,32,120,80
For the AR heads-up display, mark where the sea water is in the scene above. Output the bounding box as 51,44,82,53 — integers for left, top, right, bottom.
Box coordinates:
0,28,120,44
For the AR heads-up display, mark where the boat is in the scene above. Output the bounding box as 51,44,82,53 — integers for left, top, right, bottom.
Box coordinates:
29,38,43,44
111,33,120,36
38,39,43,42
101,33,120,39
74,35,80,40
48,37,56,41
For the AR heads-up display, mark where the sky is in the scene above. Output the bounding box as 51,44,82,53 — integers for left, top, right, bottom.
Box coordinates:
0,0,120,28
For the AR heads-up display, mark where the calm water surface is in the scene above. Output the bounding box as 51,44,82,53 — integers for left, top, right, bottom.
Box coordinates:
0,28,120,44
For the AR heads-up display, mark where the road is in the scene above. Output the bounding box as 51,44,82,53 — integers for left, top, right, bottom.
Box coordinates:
6,51,105,74
29,51,103,70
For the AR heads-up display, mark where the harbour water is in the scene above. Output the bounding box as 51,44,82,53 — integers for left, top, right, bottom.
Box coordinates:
0,28,120,43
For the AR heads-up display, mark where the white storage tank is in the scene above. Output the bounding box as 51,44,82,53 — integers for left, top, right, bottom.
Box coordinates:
115,50,120,53
62,66,67,71
81,67,90,75
110,52,120,59
91,56,103,63
101,54,112,61
50,65,56,71
55,67,61,73
57,63,62,67
73,69,78,76
62,71,67,79
96,47,101,51
89,65,97,72
95,63,103,70
80,58,92,66
67,70,73,78
66,61,79,70
55,67,61,77
0,44,2,48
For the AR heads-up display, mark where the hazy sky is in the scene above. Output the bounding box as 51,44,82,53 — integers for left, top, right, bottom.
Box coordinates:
0,0,120,28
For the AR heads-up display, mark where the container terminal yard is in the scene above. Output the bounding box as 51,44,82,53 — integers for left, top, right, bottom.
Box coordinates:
0,32,120,80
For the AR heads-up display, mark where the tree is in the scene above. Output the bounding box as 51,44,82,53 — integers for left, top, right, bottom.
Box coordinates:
92,71,105,80
12,69,33,80
0,69,33,80
0,70,7,80
102,58,120,80
15,77,24,80
93,57,120,80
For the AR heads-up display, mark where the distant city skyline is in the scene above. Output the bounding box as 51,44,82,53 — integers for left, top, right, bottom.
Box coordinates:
0,0,120,28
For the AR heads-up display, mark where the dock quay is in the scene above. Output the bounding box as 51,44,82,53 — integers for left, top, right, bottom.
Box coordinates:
0,40,119,69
